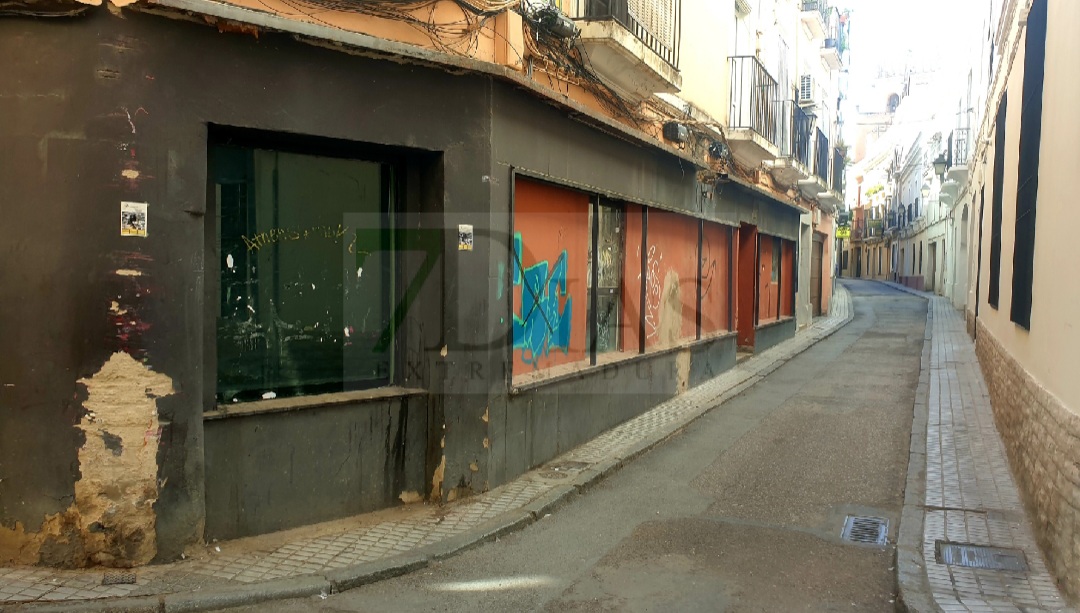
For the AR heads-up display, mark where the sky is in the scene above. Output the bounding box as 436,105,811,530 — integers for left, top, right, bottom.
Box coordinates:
843,0,989,111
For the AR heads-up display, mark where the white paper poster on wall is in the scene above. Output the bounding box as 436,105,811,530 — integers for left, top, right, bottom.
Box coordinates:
458,224,474,251
120,201,148,237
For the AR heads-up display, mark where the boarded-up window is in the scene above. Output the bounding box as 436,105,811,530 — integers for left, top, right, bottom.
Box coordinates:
1010,0,1046,330
644,210,698,349
700,222,732,336
512,178,590,378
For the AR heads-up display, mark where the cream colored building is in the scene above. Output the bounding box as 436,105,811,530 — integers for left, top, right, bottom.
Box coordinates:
962,0,1080,599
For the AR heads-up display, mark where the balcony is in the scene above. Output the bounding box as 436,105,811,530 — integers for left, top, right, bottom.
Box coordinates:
727,56,781,167
816,146,844,209
564,0,682,100
768,101,814,185
819,7,844,70
947,127,970,184
800,0,828,39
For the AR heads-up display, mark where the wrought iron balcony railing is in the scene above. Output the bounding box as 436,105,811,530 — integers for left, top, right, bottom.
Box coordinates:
564,0,682,69
949,127,970,167
801,0,829,23
729,56,779,147
831,147,844,195
792,103,814,168
814,128,829,183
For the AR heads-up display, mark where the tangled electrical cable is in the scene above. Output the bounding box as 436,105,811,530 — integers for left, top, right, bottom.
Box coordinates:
519,3,649,127
260,0,516,56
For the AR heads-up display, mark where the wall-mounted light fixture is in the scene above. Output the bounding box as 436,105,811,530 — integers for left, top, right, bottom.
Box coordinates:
933,153,948,180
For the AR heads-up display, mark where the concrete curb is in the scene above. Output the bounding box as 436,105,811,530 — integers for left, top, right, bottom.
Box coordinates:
894,294,940,613
9,287,856,613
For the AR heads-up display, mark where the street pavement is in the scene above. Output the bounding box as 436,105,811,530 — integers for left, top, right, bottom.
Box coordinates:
220,280,928,612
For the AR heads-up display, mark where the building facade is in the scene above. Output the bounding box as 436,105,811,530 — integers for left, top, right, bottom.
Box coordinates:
961,0,1080,599
0,0,846,566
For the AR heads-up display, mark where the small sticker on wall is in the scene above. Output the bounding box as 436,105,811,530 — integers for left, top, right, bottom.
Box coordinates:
120,201,148,237
458,224,474,251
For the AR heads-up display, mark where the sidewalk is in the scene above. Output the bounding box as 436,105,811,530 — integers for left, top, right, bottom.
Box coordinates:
2,288,853,613
881,281,1071,613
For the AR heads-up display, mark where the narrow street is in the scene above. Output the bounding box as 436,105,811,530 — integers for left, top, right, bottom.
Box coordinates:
223,280,927,612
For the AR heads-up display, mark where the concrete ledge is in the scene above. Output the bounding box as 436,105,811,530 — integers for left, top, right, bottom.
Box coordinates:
324,551,428,593
162,575,331,612
9,596,163,613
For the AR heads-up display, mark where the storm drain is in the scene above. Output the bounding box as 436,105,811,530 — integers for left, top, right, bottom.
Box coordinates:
102,570,137,585
935,541,1029,572
841,515,889,546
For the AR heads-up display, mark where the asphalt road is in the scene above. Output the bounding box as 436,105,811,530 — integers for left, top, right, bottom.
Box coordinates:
223,279,928,613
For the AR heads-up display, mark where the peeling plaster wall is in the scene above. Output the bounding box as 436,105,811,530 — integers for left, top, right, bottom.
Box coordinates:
1,7,479,561
75,353,174,566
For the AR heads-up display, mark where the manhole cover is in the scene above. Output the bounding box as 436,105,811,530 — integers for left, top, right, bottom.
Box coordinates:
841,516,889,546
537,470,569,480
102,570,137,585
936,541,1029,571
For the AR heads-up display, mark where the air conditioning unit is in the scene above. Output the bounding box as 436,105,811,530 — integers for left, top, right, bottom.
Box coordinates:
798,75,816,105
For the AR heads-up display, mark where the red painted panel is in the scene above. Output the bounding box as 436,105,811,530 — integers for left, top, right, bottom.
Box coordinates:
512,178,589,377
645,210,699,349
758,235,778,322
736,224,757,347
701,222,731,335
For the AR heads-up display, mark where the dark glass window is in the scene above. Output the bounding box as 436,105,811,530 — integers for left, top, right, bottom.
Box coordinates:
212,145,395,403
590,203,626,354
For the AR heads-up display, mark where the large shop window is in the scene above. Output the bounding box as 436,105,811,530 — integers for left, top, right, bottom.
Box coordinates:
211,144,395,403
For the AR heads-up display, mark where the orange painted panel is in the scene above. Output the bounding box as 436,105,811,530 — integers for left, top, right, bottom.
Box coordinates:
512,178,589,377
645,210,699,349
701,222,731,335
622,203,644,353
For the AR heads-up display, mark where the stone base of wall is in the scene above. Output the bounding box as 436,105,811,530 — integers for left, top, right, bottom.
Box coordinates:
966,310,976,339
976,321,1080,601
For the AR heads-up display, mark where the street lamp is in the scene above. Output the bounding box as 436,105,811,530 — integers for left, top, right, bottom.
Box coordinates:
933,154,948,180
921,184,931,201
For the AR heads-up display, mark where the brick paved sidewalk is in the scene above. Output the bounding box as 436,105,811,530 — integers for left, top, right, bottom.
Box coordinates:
2,288,854,612
881,281,1071,613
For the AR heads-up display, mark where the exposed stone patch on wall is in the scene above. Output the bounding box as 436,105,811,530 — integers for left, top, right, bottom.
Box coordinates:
0,353,174,568
976,322,1080,601
74,352,174,567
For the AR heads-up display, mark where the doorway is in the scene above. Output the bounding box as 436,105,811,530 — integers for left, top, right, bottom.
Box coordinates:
810,236,824,316
736,223,759,349
927,241,938,292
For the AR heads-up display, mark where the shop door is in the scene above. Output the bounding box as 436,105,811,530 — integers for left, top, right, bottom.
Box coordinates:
811,238,824,317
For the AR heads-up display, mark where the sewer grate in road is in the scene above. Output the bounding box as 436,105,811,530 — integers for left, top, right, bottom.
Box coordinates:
935,541,1029,572
841,515,889,546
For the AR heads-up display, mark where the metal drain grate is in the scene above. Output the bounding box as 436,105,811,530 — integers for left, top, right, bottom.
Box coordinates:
102,570,137,585
841,516,889,545
936,541,1029,571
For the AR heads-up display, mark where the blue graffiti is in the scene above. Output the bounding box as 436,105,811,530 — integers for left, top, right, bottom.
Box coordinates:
512,232,573,368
